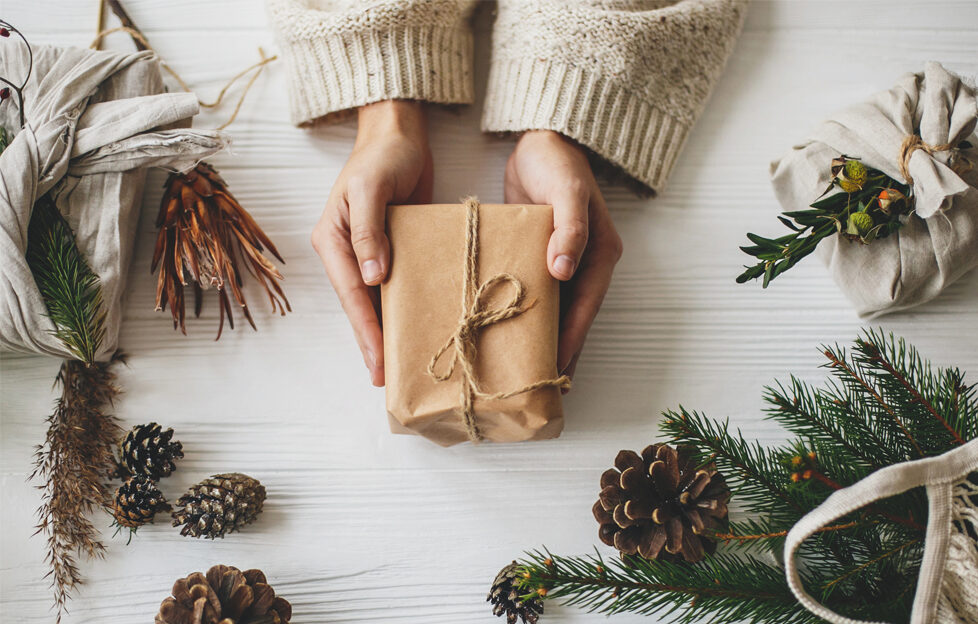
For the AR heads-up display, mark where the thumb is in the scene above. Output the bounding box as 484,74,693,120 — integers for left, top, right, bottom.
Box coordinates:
548,184,590,281
347,182,391,285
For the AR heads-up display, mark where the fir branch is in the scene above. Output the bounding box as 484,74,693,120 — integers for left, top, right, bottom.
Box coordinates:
821,345,924,458
26,196,107,364
660,409,808,527
30,352,125,623
854,332,966,447
518,550,820,624
511,331,968,624
764,378,894,470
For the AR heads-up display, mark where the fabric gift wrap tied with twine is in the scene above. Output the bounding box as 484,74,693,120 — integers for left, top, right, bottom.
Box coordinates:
381,199,570,446
0,44,226,360
771,62,978,318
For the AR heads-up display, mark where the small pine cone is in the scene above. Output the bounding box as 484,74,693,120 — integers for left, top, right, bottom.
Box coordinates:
172,473,265,539
119,422,184,480
155,564,292,624
113,475,171,529
593,444,730,563
487,562,543,624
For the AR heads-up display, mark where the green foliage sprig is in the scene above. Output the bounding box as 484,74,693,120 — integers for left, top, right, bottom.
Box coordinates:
514,330,975,624
26,195,107,364
737,158,911,287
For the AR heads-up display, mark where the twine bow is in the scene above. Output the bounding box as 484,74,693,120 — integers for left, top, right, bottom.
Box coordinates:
899,134,973,187
427,198,571,442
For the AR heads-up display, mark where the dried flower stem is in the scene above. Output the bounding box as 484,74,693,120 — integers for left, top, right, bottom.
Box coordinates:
30,352,125,623
152,163,290,338
0,19,33,128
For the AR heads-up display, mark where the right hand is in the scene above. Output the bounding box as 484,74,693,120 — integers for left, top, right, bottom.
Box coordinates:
311,100,432,387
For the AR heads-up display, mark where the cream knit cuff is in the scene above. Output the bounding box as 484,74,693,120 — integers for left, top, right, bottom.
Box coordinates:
281,25,474,126
482,57,691,194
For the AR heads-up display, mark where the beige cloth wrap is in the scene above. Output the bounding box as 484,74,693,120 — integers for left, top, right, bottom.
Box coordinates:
770,62,978,318
0,45,226,360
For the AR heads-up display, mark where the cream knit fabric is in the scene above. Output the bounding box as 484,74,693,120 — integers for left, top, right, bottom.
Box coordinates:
266,0,747,193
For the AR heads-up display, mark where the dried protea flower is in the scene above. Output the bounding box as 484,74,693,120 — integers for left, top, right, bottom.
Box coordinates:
152,162,290,339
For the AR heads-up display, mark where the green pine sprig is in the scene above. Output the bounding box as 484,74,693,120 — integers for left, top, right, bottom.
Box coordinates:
518,549,819,624
737,158,911,287
513,330,973,624
26,195,106,364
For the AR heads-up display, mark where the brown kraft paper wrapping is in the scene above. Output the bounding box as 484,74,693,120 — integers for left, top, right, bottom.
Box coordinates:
381,201,568,446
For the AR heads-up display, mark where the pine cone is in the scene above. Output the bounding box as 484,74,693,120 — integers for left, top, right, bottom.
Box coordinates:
593,444,730,563
487,562,543,624
172,473,266,539
156,564,292,624
118,422,184,480
113,475,171,529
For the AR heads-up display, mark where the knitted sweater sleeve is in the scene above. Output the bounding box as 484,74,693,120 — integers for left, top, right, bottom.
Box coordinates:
482,0,748,194
266,0,476,126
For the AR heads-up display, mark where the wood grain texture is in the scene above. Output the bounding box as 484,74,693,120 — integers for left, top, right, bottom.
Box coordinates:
2,1,977,622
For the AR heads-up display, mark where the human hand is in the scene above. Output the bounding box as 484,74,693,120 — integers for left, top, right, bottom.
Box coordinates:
311,100,433,387
504,130,623,387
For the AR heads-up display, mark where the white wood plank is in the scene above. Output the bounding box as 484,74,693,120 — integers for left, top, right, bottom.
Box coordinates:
2,1,977,623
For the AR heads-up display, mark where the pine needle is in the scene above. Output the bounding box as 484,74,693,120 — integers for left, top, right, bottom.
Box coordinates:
26,195,106,364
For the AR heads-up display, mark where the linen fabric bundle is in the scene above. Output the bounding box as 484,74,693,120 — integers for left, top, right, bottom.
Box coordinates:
0,44,226,360
770,62,978,318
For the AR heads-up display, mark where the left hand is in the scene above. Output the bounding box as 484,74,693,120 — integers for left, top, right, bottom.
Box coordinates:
504,130,623,386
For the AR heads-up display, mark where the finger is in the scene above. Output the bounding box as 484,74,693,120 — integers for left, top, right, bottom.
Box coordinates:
557,254,613,372
408,148,435,204
548,182,590,281
346,180,391,286
561,350,582,395
312,218,386,386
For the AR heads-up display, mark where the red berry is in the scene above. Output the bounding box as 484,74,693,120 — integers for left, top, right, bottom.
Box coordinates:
0,28,9,37
0,88,9,100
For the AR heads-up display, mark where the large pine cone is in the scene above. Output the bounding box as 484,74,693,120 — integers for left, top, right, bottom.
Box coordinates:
113,475,170,529
487,562,543,624
156,564,292,624
119,422,184,480
593,444,729,562
172,473,266,539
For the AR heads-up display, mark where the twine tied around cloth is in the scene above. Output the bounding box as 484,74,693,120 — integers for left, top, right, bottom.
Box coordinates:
899,134,973,187
427,198,571,442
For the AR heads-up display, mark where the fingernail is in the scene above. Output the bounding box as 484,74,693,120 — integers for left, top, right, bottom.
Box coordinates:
361,259,382,283
554,255,575,278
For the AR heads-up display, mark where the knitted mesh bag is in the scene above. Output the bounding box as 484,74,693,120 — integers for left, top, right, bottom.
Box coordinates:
785,439,978,624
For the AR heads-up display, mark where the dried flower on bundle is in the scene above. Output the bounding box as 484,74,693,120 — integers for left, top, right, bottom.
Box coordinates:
26,196,125,622
737,156,912,287
152,162,290,339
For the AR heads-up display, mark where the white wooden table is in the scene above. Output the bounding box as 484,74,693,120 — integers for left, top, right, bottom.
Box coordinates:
2,1,977,622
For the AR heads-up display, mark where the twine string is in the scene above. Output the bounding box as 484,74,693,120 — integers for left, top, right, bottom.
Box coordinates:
90,26,276,131
899,134,973,187
427,198,571,442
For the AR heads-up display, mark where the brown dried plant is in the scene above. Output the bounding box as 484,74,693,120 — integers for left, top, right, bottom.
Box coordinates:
152,162,290,339
30,354,125,623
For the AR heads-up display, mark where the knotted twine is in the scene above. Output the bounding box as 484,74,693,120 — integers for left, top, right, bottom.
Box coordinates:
427,198,571,442
899,134,973,187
